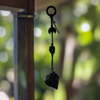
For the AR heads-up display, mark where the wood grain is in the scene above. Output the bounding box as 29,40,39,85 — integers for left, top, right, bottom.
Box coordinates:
13,13,34,100
26,18,34,100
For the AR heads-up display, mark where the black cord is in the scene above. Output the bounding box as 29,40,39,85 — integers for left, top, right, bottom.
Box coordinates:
51,32,54,71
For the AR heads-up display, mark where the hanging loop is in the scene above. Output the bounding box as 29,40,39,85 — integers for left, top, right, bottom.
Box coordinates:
46,6,57,34
46,6,60,34
46,6,57,18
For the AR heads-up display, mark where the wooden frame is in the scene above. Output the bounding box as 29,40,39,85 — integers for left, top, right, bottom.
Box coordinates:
0,0,34,100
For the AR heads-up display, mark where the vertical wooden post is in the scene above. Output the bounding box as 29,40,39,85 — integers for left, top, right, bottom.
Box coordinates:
13,0,34,99
13,13,18,100
26,18,34,100
14,13,34,100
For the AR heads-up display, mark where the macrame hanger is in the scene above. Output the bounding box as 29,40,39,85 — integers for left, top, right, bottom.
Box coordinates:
46,6,60,72
45,5,60,90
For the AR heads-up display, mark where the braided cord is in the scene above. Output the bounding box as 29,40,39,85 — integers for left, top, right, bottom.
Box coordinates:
51,32,54,71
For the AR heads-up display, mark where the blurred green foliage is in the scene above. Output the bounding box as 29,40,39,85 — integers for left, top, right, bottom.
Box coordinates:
0,0,100,100
34,0,100,100
0,10,14,100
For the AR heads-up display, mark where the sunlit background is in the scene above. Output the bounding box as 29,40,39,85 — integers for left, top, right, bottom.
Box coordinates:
0,0,100,100
0,10,14,100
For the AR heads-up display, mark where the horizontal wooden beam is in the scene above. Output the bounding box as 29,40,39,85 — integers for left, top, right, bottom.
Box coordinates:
0,6,25,12
35,0,78,11
0,0,28,11
0,0,79,12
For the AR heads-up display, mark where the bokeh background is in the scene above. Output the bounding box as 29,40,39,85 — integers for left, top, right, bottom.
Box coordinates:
0,0,100,100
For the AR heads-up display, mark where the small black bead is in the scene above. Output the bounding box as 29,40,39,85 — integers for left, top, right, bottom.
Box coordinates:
49,46,55,54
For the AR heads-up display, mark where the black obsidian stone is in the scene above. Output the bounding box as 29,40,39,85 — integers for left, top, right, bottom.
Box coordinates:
45,71,59,89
